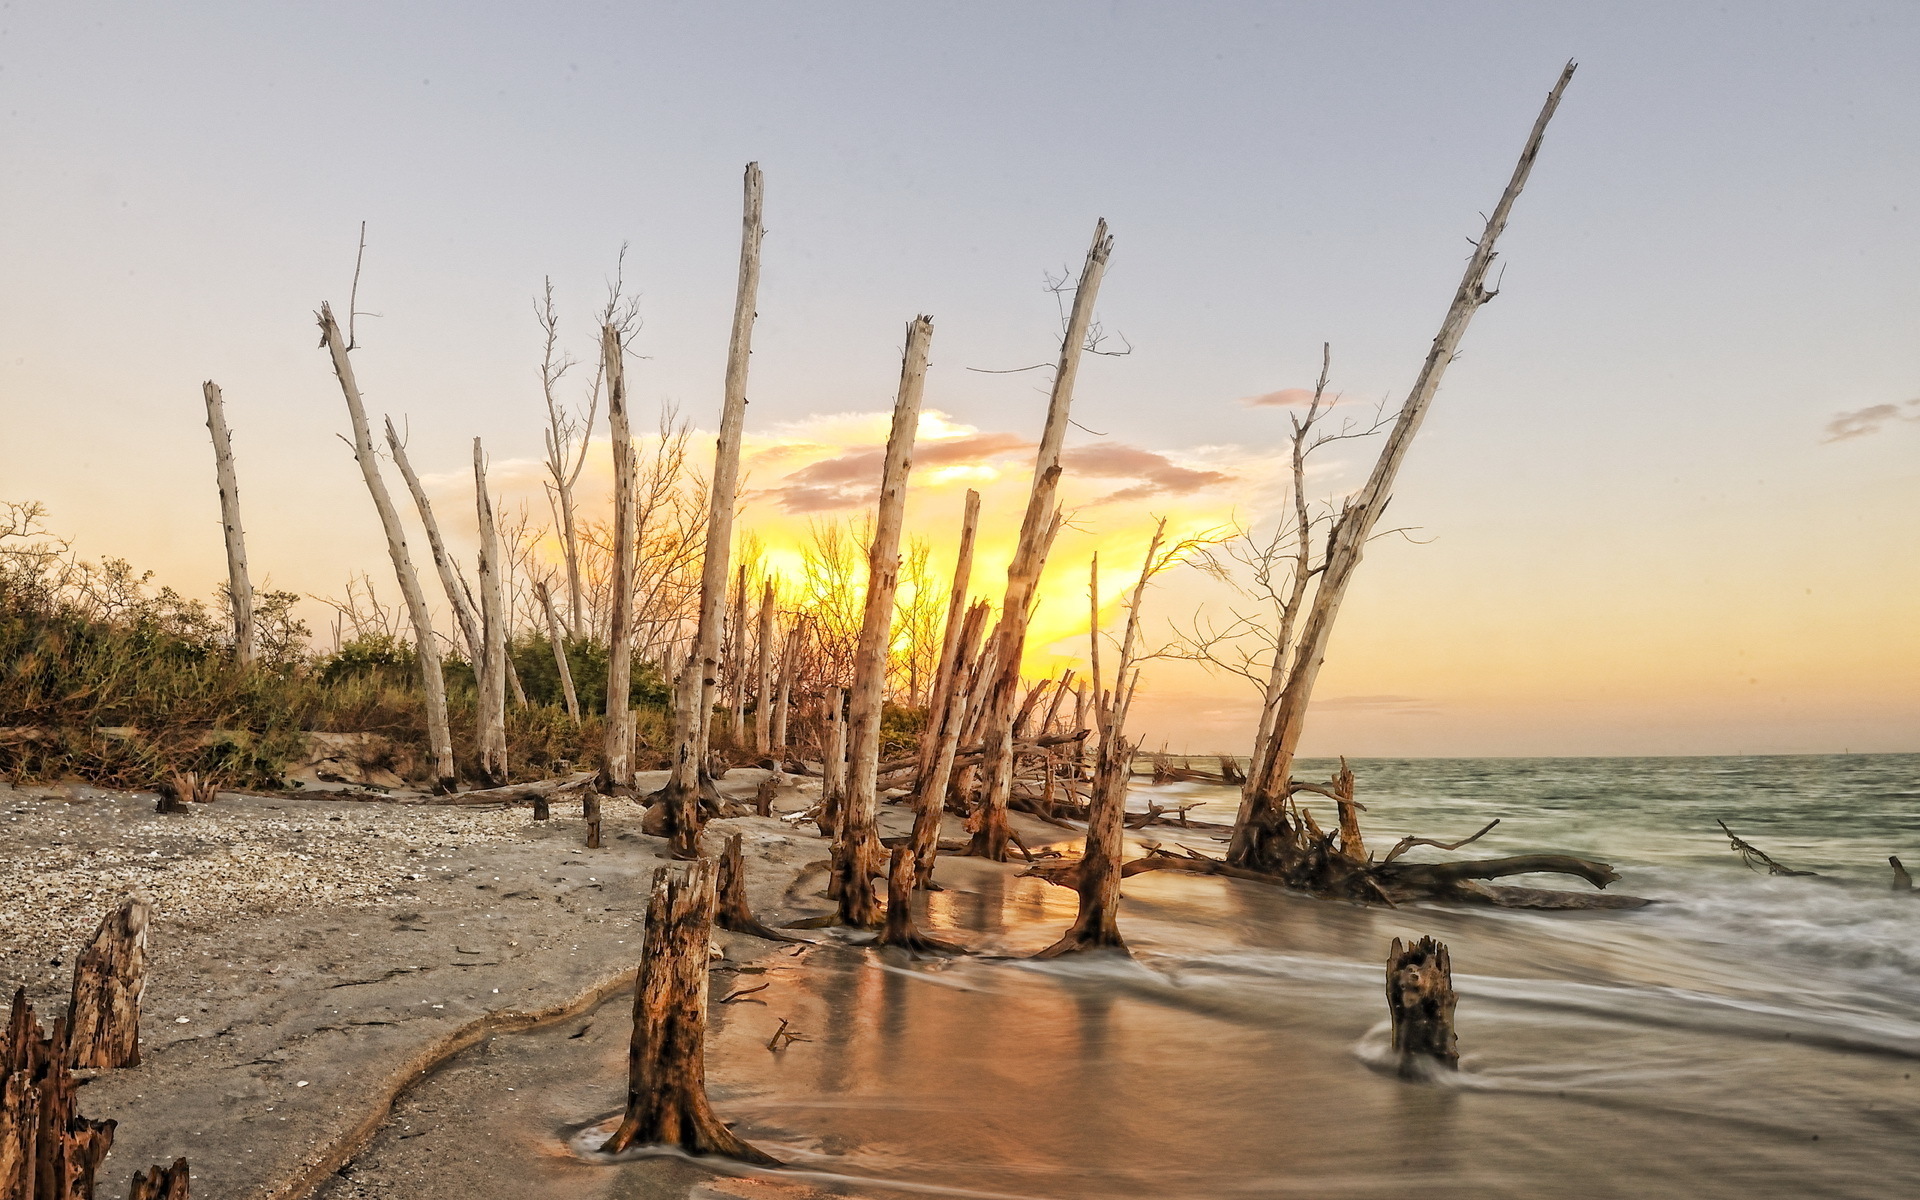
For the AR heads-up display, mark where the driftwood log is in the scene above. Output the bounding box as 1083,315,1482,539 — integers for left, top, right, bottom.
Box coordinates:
1386,936,1458,1078
599,861,777,1164
126,1159,190,1200
66,897,149,1070
1717,820,1816,877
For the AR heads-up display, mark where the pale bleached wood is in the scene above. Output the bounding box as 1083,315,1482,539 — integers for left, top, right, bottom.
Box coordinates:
752,581,775,754
819,684,847,836
728,563,748,741
1229,63,1577,868
385,418,482,664
317,302,456,790
473,438,509,784
970,222,1112,859
835,314,934,926
602,322,637,791
660,162,764,858
911,489,979,797
910,598,988,887
770,621,801,755
201,381,255,664
534,578,581,720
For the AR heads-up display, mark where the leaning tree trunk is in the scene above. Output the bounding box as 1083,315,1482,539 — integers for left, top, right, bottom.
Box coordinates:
201,381,255,664
912,489,980,793
1386,936,1459,1078
473,439,510,786
599,860,777,1164
835,315,934,927
910,600,989,887
601,322,638,792
65,896,149,1069
534,579,581,720
1229,63,1577,870
385,418,483,665
317,303,457,791
659,163,764,859
970,221,1113,860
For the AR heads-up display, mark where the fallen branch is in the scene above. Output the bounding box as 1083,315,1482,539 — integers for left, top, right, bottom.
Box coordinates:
1717,820,1817,877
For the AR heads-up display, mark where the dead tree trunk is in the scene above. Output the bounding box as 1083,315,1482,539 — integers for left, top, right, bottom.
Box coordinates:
835,315,933,927
716,832,805,943
601,322,637,792
752,583,775,756
913,490,980,792
659,163,764,859
473,439,510,786
534,579,581,721
1386,936,1459,1078
910,600,988,888
385,419,483,665
819,685,846,838
770,623,801,758
65,897,148,1070
1,990,116,1200
599,860,777,1164
971,224,1112,860
200,381,254,664
727,564,748,743
583,792,603,850
878,845,964,954
317,302,456,791
1229,63,1576,870
126,1159,191,1200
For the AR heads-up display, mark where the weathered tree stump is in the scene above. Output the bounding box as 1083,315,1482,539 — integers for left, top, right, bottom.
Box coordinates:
155,772,214,815
583,792,602,850
126,1158,190,1200
751,775,778,818
877,846,964,955
599,861,776,1164
1892,856,1911,892
531,795,551,821
1386,936,1459,1078
715,833,805,944
1,990,117,1199
67,896,149,1069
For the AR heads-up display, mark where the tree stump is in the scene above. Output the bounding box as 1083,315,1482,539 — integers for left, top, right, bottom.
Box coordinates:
751,775,778,818
155,772,213,815
1892,856,1911,892
583,793,602,850
1,990,117,1199
67,896,149,1069
127,1158,190,1199
1386,936,1458,1078
599,861,777,1164
532,795,551,821
877,846,964,955
715,833,804,944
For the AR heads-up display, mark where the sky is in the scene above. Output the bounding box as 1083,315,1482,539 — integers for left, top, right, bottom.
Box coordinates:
2,2,1915,756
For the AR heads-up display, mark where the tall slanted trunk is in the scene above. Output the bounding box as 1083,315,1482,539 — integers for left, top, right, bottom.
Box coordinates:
201,381,255,664
473,438,510,785
912,489,979,798
661,162,764,859
969,221,1113,860
835,315,934,927
602,322,637,791
534,579,581,721
317,302,457,791
1229,63,1576,870
386,418,483,664
910,598,989,887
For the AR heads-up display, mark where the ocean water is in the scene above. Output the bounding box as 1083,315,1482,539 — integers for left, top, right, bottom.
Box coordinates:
329,754,1920,1199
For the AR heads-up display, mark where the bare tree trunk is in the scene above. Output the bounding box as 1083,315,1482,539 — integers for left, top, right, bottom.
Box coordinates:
913,490,979,790
599,861,777,1164
602,323,637,792
659,163,764,859
877,845,964,954
910,599,988,888
770,623,801,758
752,582,775,756
534,579,581,720
65,897,148,1069
1229,63,1576,869
970,222,1112,860
473,439,510,785
317,303,456,791
819,685,846,838
728,564,748,743
201,381,255,664
384,419,482,663
1387,936,1459,1077
716,831,806,943
834,315,934,927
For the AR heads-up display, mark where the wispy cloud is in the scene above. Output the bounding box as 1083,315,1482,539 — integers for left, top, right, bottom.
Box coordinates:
1059,443,1234,504
1824,398,1920,442
1243,386,1317,408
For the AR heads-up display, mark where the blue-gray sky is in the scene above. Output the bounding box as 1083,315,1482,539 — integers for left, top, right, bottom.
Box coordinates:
3,2,1915,753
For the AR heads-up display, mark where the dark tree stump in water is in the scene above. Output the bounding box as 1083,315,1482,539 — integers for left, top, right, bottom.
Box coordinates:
877,847,964,955
1892,856,1911,892
1386,936,1458,1078
600,861,777,1164
715,833,806,944
67,896,149,1069
1,990,117,1199
583,792,602,850
126,1158,190,1199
